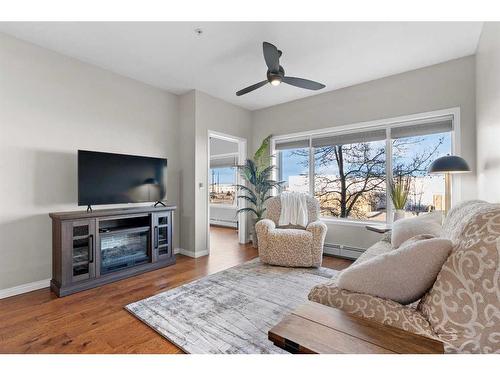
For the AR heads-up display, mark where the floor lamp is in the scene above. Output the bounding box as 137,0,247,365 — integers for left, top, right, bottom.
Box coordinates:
428,155,471,215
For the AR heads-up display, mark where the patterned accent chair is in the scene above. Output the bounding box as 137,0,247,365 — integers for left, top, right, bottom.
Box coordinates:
255,195,327,267
308,200,500,353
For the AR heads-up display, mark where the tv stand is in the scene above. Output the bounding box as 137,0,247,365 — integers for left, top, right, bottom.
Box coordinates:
154,201,166,207
86,205,93,213
49,205,176,297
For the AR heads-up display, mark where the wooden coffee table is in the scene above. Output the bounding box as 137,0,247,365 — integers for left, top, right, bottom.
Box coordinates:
268,301,444,354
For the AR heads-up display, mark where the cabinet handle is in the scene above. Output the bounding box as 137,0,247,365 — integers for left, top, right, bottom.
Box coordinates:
154,226,158,248
89,234,94,263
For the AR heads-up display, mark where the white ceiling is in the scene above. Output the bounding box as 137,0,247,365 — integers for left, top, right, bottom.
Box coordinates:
0,22,483,110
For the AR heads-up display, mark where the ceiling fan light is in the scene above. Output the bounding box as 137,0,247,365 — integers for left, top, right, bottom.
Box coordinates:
270,78,281,86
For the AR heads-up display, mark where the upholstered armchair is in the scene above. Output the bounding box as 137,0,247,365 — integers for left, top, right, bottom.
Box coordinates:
255,195,327,267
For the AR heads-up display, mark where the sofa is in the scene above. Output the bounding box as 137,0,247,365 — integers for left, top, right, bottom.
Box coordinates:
256,195,327,267
308,200,500,354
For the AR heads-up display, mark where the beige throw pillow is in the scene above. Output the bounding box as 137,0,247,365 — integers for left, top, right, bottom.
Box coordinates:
391,211,443,248
398,233,436,247
337,237,452,305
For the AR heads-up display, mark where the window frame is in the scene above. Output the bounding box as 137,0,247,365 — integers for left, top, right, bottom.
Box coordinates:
271,108,460,226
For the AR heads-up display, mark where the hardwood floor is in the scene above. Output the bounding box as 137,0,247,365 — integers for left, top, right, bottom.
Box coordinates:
0,226,352,354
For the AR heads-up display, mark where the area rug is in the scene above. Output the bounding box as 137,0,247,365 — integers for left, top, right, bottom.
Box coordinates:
125,258,337,354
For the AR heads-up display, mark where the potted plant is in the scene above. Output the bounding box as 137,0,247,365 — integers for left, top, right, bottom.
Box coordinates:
236,135,283,247
389,176,410,221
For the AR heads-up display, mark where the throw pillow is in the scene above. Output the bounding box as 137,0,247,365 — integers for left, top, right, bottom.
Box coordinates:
398,233,436,248
337,237,452,305
391,211,443,248
418,204,500,353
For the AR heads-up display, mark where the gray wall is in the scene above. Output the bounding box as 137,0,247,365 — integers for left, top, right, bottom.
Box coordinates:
0,33,180,290
177,90,252,255
476,23,500,202
252,56,477,249
194,91,252,254
177,91,197,253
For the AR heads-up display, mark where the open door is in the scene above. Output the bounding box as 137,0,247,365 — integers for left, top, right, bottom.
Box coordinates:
207,132,248,255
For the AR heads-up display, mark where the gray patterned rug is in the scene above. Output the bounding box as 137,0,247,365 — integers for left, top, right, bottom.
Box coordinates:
125,258,337,354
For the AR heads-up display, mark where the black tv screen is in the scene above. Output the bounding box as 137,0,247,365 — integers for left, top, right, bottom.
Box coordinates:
78,150,167,206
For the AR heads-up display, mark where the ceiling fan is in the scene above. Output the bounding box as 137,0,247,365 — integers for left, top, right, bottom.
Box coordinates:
236,42,326,96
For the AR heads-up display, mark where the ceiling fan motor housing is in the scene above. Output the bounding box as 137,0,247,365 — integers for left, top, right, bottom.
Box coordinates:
267,66,285,85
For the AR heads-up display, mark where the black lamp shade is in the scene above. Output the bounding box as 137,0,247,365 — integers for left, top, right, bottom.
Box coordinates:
428,155,470,174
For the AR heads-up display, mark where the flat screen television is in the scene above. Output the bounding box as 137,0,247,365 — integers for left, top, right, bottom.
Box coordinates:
78,150,167,206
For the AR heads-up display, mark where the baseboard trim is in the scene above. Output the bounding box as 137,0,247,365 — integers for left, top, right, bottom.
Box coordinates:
175,248,210,258
0,278,51,300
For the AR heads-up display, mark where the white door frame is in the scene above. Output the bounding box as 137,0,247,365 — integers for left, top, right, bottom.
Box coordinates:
207,130,248,248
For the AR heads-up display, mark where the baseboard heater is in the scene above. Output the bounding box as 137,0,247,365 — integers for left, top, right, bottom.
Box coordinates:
323,243,366,260
209,218,238,228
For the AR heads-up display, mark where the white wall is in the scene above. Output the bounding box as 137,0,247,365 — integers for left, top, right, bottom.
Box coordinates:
252,56,477,250
210,207,238,228
476,23,500,202
0,33,180,290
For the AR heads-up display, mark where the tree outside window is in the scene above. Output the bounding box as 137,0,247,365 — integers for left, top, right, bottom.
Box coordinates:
313,139,386,221
392,132,451,216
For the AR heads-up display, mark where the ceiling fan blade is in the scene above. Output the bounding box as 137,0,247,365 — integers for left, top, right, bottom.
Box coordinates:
236,80,268,96
263,42,280,72
283,76,326,90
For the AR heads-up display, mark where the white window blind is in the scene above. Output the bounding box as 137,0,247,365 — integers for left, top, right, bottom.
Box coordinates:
311,129,386,148
210,155,238,168
390,116,453,139
274,137,309,151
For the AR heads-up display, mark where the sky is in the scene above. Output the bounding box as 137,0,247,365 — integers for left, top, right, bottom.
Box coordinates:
210,167,236,185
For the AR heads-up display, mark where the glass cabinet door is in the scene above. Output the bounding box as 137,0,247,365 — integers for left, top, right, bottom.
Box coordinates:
153,213,171,260
71,220,96,282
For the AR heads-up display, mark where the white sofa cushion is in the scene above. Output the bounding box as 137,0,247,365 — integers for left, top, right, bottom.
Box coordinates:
336,237,452,305
391,211,443,248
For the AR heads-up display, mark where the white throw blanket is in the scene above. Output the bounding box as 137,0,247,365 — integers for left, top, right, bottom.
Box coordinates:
278,192,309,228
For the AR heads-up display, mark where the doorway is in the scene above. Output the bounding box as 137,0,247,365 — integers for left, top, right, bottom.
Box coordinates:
207,131,247,256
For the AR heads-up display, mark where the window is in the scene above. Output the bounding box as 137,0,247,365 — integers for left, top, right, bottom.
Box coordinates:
275,115,454,223
277,139,310,193
210,155,237,205
391,120,452,217
313,129,387,222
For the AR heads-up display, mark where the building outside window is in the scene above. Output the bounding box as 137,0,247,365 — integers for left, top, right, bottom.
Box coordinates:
275,115,454,223
278,147,310,193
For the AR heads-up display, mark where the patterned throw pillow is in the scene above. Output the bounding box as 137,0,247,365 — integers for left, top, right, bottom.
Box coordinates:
418,204,500,353
336,237,452,305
